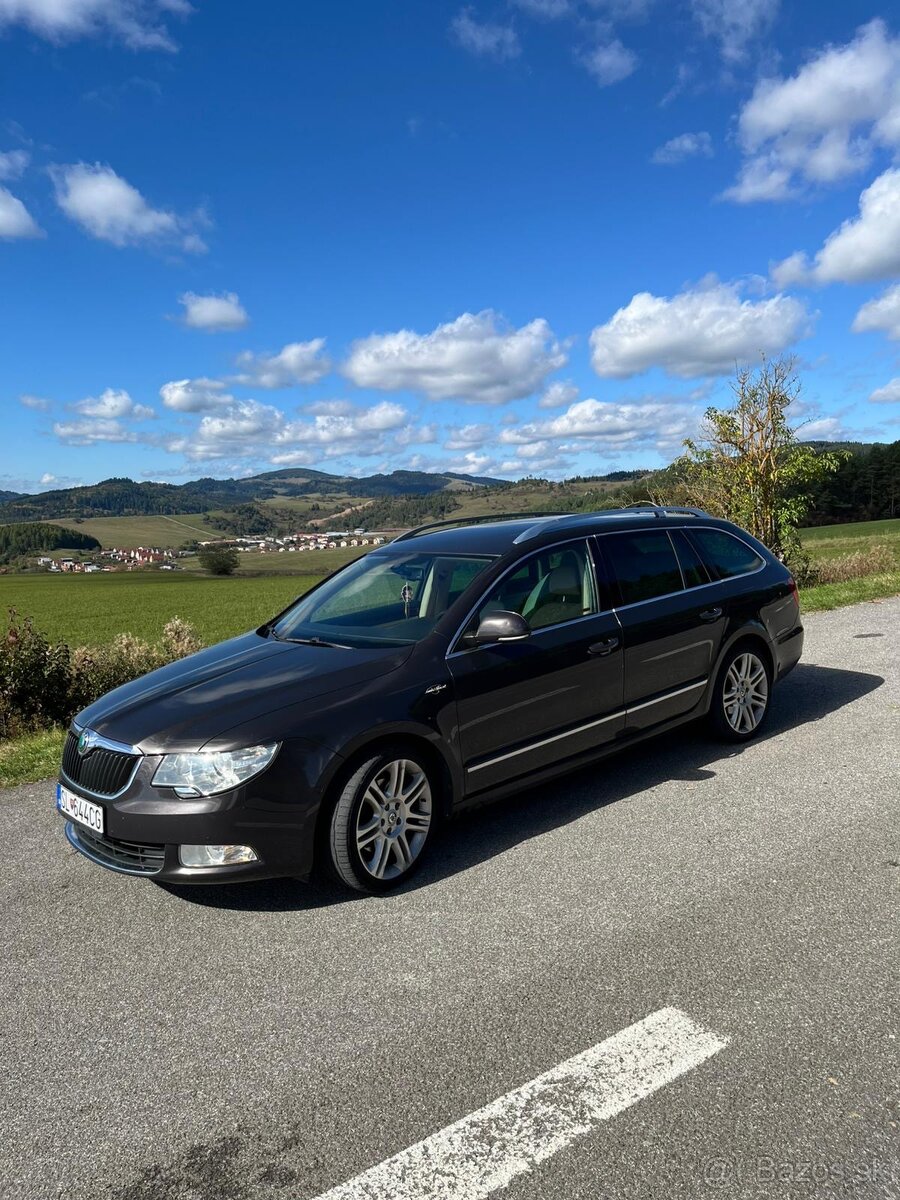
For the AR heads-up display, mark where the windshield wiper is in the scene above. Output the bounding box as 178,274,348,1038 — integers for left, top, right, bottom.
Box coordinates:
279,635,352,649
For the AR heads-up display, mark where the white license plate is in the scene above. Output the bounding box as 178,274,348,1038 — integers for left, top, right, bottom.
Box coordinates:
57,784,104,834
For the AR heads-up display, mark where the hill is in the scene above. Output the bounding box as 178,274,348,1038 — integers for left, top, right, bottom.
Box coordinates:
0,468,504,525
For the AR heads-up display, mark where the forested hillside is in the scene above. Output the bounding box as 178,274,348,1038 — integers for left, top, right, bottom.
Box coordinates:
0,469,501,524
802,440,900,525
0,522,100,564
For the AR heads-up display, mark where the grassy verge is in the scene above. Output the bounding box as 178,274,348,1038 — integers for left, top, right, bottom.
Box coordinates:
799,571,900,613
0,727,66,788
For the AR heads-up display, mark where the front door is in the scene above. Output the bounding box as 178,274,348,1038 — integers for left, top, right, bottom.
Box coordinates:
448,539,625,793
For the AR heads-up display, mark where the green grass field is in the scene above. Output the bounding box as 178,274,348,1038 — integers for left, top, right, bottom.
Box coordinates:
0,572,320,646
798,517,900,611
801,517,900,543
46,512,216,549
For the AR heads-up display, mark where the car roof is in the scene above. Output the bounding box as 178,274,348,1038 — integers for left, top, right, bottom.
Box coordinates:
379,507,726,557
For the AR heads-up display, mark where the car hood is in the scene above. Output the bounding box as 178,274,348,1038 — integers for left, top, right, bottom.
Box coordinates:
75,631,414,753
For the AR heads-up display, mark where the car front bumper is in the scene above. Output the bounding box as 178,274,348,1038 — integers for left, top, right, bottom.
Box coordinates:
58,736,337,883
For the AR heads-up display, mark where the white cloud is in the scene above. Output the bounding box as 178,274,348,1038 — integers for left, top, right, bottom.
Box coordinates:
869,377,900,404
19,393,50,410
166,398,418,464
450,8,520,61
444,423,494,451
343,310,567,404
853,284,900,341
72,387,154,419
690,0,778,62
799,416,844,440
490,397,699,468
168,399,284,460
652,131,713,165
51,162,206,252
234,338,330,387
178,291,249,332
0,149,29,180
580,39,637,87
539,380,579,408
53,418,139,444
726,20,900,202
772,169,900,286
0,186,43,238
159,377,233,412
0,0,192,50
589,278,813,379
511,0,569,18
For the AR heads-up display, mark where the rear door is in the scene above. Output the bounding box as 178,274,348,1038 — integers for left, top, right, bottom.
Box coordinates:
448,538,625,792
598,528,727,730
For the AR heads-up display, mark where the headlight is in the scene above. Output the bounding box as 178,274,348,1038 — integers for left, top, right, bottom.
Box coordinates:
152,743,280,797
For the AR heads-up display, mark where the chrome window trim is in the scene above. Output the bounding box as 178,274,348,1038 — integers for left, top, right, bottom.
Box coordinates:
466,678,708,773
446,535,607,660
599,526,767,613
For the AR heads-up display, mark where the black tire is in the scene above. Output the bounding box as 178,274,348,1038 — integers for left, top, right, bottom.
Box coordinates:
328,747,437,893
709,643,772,743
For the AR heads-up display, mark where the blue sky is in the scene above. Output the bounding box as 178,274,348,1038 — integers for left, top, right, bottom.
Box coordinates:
2,0,900,492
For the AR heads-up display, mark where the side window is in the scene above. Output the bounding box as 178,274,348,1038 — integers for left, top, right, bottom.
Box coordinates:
472,541,598,632
670,529,710,589
446,558,489,605
603,531,684,606
692,529,764,579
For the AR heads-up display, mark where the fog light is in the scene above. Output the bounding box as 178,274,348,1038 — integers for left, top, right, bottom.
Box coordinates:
179,844,258,868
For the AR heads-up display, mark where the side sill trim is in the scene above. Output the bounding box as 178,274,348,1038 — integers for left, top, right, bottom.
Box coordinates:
466,678,708,773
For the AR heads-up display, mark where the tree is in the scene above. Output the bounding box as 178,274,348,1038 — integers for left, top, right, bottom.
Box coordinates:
669,357,843,569
198,545,240,576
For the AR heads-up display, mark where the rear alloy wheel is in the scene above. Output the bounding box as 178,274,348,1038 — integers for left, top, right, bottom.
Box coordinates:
328,750,436,893
710,646,771,742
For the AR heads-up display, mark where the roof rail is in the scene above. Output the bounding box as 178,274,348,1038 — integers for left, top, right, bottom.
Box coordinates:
392,511,571,543
511,503,711,543
619,503,709,519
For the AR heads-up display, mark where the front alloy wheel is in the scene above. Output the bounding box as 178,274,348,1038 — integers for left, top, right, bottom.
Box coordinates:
328,750,436,892
711,646,771,742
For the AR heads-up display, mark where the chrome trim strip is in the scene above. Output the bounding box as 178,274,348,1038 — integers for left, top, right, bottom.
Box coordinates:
63,722,143,800
64,822,163,878
70,720,140,757
603,526,767,612
467,709,625,772
447,524,770,654
466,677,709,772
624,678,708,715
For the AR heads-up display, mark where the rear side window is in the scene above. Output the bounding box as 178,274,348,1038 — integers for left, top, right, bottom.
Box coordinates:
603,531,683,606
692,529,764,579
669,529,710,589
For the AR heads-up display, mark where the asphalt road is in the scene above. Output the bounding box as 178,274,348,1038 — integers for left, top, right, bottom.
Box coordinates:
2,598,899,1200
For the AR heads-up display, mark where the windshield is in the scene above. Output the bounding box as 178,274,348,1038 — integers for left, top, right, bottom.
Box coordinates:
271,551,495,647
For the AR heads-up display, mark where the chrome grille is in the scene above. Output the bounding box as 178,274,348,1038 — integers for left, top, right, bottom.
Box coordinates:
66,823,165,876
61,731,139,797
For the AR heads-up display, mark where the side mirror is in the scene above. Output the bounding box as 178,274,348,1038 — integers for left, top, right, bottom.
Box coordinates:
473,610,531,645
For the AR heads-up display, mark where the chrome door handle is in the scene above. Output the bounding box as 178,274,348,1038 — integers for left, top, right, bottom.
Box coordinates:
699,607,723,622
588,637,620,656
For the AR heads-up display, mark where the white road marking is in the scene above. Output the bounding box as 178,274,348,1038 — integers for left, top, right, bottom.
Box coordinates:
310,1006,728,1200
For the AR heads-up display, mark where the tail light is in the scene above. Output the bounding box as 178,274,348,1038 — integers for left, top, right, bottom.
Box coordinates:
787,575,799,606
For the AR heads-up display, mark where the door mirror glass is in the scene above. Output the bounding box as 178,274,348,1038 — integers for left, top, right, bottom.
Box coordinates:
473,610,531,645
